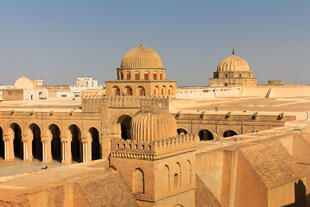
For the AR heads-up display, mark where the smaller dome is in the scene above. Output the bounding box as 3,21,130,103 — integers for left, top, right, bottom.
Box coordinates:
217,53,250,72
131,106,176,142
14,77,34,89
120,43,162,68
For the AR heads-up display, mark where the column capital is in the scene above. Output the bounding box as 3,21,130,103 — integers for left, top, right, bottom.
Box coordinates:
2,134,11,142
80,137,91,143
61,136,72,143
41,136,52,142
22,136,32,142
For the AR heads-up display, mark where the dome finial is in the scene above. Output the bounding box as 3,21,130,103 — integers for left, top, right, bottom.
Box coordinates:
232,49,235,55
140,41,143,47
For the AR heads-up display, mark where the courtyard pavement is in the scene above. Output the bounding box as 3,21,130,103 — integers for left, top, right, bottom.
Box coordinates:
0,159,62,178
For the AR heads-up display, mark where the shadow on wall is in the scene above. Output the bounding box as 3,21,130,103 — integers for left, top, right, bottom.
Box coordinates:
283,180,306,207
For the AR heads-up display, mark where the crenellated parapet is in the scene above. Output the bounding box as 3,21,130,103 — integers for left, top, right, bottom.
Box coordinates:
110,134,198,160
82,95,170,112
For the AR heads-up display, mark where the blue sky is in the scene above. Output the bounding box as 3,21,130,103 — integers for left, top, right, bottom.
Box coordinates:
0,1,309,86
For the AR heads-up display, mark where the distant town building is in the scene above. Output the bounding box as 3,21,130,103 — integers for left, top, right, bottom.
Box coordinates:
76,77,98,88
267,79,286,85
2,77,48,101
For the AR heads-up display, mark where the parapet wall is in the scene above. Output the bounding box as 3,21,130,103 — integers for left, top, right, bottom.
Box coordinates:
82,95,170,112
110,134,198,160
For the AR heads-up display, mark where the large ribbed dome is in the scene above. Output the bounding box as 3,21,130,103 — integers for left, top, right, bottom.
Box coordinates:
14,76,34,89
217,54,250,72
131,106,176,142
120,44,162,68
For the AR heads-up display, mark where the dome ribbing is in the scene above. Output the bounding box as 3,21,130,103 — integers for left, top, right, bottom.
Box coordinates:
131,106,176,142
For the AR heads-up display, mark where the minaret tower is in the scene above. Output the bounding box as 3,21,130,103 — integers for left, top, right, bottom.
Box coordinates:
110,106,198,207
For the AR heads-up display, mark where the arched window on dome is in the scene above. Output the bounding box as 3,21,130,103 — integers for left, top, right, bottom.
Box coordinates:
168,85,173,96
153,73,157,80
137,86,145,96
154,86,159,96
125,86,133,96
144,73,149,80
120,72,124,80
112,86,120,96
161,85,166,96
135,72,140,80
126,72,131,80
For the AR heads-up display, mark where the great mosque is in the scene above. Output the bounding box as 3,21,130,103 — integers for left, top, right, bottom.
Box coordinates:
0,44,310,206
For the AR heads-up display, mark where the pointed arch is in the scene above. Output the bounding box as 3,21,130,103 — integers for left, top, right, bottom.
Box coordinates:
0,127,3,159
118,115,132,140
199,129,214,141
69,124,82,163
163,164,170,191
223,130,237,138
133,168,145,194
124,86,133,96
137,86,145,96
89,127,101,160
177,128,188,135
29,123,42,161
49,124,61,162
112,86,120,96
11,123,23,160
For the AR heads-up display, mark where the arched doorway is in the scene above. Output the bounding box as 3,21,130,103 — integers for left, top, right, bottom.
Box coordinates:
69,125,82,163
177,128,188,135
89,127,101,160
0,128,3,159
223,130,237,138
30,124,42,161
11,123,23,160
199,129,214,141
49,124,61,162
118,115,132,140
161,86,166,96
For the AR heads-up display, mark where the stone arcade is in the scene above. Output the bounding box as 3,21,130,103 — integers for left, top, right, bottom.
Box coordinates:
0,44,309,206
